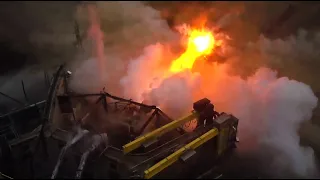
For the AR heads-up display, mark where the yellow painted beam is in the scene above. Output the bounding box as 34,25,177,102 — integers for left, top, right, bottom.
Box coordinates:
123,112,199,154
144,128,219,179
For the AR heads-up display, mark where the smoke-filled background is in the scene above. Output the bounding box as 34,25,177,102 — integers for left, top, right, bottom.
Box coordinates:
1,1,320,178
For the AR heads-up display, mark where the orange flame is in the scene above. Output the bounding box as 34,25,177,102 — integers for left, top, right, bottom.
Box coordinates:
169,28,219,73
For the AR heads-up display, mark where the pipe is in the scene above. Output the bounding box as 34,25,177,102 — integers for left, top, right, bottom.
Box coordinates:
75,151,90,179
75,133,108,179
51,146,68,179
0,171,13,179
51,128,89,179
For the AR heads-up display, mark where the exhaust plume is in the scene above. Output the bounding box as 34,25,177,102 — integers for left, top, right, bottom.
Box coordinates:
52,1,320,178
69,1,178,94
142,70,201,119
117,32,319,177
52,127,89,179
87,4,107,83
1,3,319,177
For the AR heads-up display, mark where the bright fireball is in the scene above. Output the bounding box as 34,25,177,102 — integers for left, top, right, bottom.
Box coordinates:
170,29,216,73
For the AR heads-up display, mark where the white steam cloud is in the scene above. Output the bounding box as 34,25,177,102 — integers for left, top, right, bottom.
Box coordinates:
142,70,201,119
236,68,317,176
69,1,178,94
0,3,318,177
118,45,318,177
119,45,318,175
67,1,319,178
120,43,201,118
120,43,167,102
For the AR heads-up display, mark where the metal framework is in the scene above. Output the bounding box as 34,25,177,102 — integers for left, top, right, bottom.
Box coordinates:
123,112,198,154
65,87,179,136
0,68,51,143
0,68,52,180
0,65,239,179
144,128,219,179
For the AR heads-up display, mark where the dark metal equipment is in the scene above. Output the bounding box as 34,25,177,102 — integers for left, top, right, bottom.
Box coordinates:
0,65,239,179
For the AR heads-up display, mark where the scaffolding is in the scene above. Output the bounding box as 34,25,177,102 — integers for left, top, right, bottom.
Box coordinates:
0,69,51,142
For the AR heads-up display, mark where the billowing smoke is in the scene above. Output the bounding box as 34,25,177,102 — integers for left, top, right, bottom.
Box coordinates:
120,43,168,102
205,66,318,176
69,1,178,94
142,70,201,119
119,43,200,118
117,36,318,177
1,1,319,178
66,2,320,178
119,44,318,176
234,30,320,88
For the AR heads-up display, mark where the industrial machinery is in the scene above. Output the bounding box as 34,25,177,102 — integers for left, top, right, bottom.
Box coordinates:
0,65,239,179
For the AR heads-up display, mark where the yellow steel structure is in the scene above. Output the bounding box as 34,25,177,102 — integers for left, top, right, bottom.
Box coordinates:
123,112,199,154
217,126,229,155
143,128,219,179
